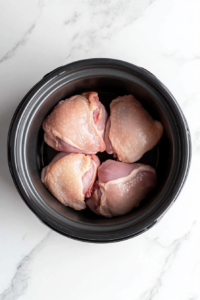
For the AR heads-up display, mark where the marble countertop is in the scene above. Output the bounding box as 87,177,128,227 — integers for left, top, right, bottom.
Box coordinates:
0,0,200,299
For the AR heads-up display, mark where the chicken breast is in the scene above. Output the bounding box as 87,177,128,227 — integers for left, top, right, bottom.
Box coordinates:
105,95,163,162
86,160,157,217
41,153,100,210
43,92,108,154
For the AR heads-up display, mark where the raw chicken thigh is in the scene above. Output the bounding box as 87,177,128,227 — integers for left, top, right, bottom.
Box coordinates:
105,95,163,163
43,92,107,154
41,153,100,210
86,160,157,217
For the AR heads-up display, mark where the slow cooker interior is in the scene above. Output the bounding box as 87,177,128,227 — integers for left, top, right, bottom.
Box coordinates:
26,76,173,225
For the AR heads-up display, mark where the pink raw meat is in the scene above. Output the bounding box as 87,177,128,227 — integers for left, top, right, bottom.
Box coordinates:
105,95,163,162
86,160,157,217
42,153,100,210
43,92,108,154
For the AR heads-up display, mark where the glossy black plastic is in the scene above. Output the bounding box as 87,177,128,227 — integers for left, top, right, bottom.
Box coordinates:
8,59,191,242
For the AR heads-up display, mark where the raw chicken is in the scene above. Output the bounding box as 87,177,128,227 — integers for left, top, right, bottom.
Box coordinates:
43,92,107,154
86,160,157,217
41,153,100,210
105,95,163,163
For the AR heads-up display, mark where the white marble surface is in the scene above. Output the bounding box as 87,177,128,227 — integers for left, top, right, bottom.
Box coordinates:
0,0,200,299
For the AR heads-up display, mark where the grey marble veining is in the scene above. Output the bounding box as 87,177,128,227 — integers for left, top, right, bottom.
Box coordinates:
0,24,36,64
141,223,195,300
0,232,51,300
0,0,46,64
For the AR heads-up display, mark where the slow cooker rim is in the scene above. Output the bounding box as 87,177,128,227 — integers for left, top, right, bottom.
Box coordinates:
7,58,191,242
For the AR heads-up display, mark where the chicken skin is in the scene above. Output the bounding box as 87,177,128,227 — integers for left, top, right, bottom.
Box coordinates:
41,153,100,210
86,160,157,217
105,95,163,163
43,92,107,154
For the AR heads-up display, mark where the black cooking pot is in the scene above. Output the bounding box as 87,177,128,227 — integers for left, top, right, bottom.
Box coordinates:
8,59,191,242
